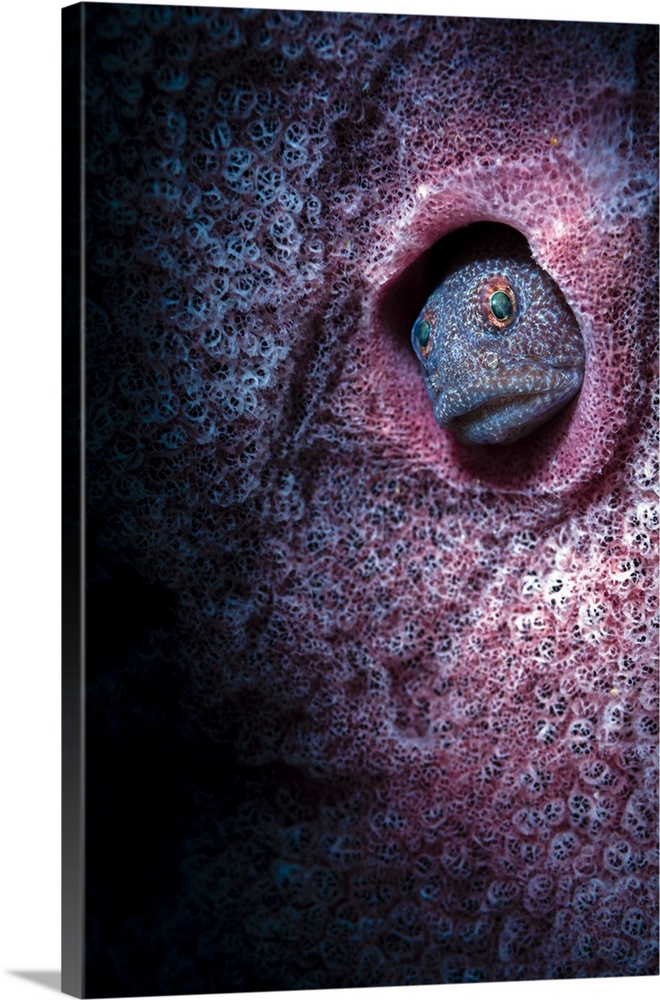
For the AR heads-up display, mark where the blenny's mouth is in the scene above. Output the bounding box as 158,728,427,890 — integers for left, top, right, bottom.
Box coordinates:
435,366,583,445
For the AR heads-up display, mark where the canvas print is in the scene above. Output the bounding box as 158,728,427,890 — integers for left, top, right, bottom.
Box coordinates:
62,2,659,996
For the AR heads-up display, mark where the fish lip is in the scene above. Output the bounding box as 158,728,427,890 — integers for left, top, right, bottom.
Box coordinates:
432,365,583,444
435,365,582,425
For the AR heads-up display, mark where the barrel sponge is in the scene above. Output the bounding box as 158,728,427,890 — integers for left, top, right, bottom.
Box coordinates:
83,5,658,991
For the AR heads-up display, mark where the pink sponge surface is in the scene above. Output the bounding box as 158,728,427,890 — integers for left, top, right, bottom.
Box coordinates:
86,8,658,986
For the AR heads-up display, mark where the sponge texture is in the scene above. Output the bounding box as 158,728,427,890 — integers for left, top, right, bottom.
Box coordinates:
83,6,658,990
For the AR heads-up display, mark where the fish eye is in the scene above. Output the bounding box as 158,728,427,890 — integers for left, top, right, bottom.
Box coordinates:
489,290,513,321
414,318,432,352
482,277,517,330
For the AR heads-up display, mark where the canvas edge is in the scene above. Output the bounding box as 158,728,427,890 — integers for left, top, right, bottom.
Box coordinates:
62,3,86,997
